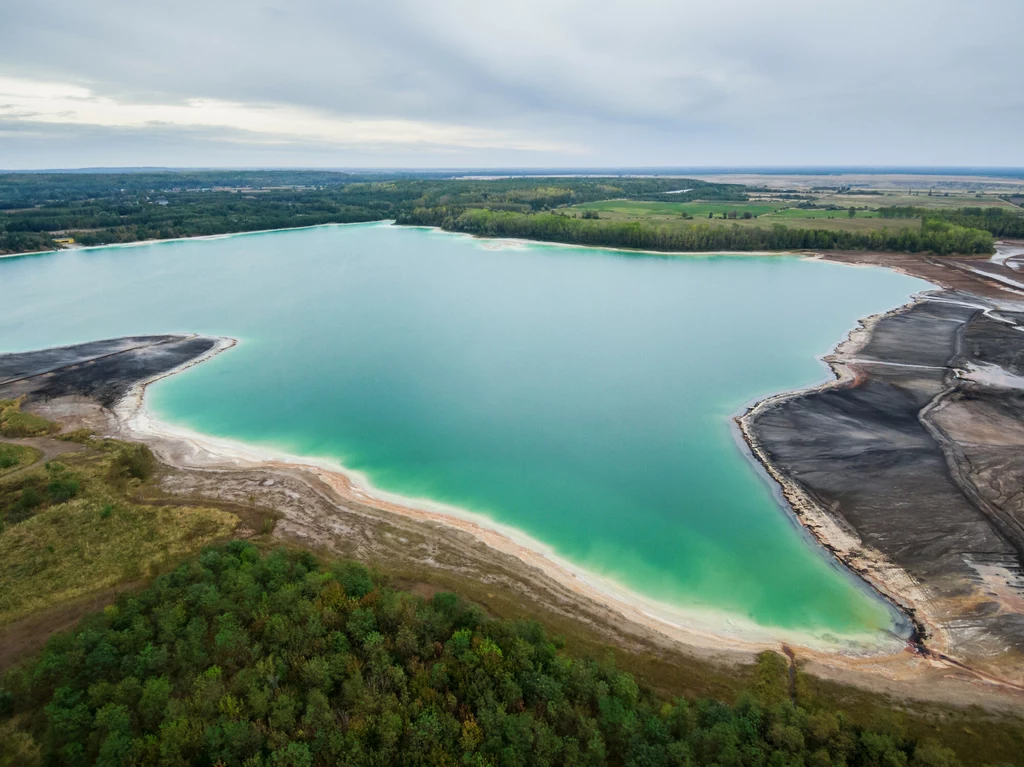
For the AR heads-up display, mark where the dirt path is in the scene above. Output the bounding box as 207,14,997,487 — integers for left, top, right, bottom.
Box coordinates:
0,435,85,480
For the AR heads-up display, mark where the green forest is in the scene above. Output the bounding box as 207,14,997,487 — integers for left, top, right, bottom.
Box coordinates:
0,172,737,254
0,542,977,767
396,207,995,256
3,170,1015,256
878,207,1024,238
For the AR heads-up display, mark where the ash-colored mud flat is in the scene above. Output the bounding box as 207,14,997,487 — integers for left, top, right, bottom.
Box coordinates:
748,290,1024,677
0,335,217,407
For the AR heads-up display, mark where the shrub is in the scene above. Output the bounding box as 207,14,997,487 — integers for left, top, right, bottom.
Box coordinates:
0,446,20,469
108,444,156,483
0,399,58,438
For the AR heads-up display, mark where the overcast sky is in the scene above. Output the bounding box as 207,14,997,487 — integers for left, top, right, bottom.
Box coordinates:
1,0,1021,169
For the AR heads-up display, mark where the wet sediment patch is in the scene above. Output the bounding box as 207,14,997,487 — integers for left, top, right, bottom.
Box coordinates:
0,335,219,408
746,290,1024,677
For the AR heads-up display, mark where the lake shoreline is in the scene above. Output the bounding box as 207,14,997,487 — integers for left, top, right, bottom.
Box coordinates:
2,219,820,262
15,326,1024,707
0,220,393,261
5,232,1024,705
740,244,1024,695
105,336,900,657
736,302,937,653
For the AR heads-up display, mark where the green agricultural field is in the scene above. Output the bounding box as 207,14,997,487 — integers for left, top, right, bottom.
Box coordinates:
762,216,921,233
765,207,881,219
572,199,780,218
568,200,920,233
817,192,1017,210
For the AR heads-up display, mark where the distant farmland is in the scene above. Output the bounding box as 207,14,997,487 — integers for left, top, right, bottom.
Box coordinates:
568,199,920,233
573,200,778,218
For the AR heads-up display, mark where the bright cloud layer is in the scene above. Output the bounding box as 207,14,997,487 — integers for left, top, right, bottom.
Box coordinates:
0,77,573,153
1,0,1022,168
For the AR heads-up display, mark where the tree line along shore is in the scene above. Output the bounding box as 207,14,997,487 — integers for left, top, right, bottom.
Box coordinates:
2,170,1020,256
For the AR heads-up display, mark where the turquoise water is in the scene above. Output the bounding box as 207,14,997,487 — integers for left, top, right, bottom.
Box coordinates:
0,224,929,639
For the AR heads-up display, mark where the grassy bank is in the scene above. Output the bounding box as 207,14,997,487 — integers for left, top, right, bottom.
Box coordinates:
0,407,239,626
0,444,41,478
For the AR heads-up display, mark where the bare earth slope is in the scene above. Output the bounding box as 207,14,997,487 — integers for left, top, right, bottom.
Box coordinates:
744,291,1024,683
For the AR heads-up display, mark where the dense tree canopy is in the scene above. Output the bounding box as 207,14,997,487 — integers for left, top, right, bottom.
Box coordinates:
397,207,994,255
878,207,1024,238
0,173,742,255
1,543,967,767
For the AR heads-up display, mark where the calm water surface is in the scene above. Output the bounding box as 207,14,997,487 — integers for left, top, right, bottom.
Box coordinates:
0,224,929,639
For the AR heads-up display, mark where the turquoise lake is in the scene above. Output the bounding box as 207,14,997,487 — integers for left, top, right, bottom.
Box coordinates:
0,223,930,640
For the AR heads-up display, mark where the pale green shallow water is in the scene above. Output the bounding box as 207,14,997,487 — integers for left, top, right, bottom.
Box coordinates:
0,223,929,641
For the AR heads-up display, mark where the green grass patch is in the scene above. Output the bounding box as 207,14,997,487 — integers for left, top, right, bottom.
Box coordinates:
568,200,924,234
0,444,41,477
0,400,58,439
0,438,237,626
766,207,880,219
756,214,921,234
0,496,236,625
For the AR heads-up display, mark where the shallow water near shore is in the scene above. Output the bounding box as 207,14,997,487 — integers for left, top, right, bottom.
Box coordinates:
0,223,930,641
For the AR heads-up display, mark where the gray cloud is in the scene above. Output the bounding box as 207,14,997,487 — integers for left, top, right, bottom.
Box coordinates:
1,0,1021,168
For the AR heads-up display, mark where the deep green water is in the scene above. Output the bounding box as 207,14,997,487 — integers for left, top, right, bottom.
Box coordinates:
0,223,929,640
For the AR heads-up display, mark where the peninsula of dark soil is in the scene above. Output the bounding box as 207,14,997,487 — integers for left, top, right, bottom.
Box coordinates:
744,246,1024,688
0,335,219,408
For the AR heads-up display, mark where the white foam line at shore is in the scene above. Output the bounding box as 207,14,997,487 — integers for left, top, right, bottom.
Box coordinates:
110,335,905,657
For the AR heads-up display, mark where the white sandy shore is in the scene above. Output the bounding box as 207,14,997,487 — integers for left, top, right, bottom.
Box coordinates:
99,329,916,662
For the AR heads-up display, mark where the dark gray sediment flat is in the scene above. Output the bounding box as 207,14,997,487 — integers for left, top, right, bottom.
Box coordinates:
0,335,220,407
747,290,1024,665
